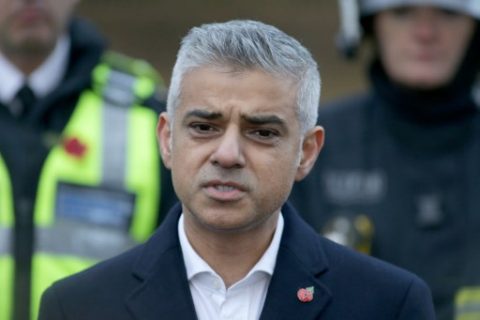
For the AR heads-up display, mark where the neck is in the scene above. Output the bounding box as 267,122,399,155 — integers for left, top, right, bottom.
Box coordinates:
5,51,49,76
369,58,477,124
184,212,279,287
1,39,56,76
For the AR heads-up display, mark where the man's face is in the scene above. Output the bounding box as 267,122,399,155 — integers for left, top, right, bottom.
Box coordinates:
0,0,78,56
158,67,322,234
374,6,475,89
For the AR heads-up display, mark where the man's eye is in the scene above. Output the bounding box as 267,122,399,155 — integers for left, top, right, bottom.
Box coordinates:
390,6,413,18
193,124,213,131
438,8,463,19
189,123,218,135
250,129,279,140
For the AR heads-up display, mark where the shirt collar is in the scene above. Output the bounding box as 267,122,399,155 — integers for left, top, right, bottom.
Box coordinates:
178,212,284,281
0,34,70,104
0,53,22,104
30,34,70,99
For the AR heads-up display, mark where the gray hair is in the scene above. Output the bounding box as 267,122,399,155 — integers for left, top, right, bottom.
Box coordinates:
166,19,321,134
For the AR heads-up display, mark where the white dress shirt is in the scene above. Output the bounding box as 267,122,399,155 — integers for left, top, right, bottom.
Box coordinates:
178,212,284,320
0,35,70,110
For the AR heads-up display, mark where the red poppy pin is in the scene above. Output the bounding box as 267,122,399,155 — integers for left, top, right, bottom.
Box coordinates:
63,137,87,159
297,286,315,303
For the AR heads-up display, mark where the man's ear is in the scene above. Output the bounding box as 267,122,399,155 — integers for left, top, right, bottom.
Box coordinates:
295,126,324,181
157,112,172,169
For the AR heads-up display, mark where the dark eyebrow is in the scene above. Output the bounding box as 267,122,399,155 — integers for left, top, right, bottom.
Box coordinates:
243,114,287,128
184,109,222,120
184,109,288,130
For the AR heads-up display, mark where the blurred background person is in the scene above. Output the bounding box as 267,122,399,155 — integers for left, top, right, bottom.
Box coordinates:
289,0,480,319
76,1,365,103
0,0,176,319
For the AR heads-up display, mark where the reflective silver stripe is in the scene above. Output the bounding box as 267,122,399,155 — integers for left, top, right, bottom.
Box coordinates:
101,69,136,186
0,227,12,256
456,305,480,317
36,219,136,260
102,69,137,107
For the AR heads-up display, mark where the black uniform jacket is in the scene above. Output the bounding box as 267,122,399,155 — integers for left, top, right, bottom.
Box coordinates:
289,62,480,320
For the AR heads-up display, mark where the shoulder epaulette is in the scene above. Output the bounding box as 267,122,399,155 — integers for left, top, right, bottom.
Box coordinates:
92,51,165,106
101,50,164,86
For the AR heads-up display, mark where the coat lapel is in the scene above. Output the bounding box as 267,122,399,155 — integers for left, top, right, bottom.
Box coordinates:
124,202,332,320
260,202,332,320
125,204,198,320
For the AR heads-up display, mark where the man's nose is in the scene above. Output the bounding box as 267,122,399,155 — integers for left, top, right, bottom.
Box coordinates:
209,127,246,169
412,11,439,41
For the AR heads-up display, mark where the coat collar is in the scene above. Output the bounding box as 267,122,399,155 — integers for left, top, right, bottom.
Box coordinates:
260,202,331,319
126,202,332,320
125,203,198,319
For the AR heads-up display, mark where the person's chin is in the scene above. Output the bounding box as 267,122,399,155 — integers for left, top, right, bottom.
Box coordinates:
399,72,449,90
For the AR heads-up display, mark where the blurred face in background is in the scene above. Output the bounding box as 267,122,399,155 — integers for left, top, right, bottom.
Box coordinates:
374,6,475,90
0,0,79,57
